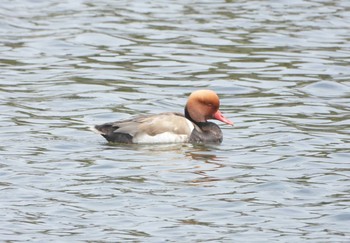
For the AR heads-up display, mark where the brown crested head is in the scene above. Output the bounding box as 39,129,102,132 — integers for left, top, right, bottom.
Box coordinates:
185,90,233,125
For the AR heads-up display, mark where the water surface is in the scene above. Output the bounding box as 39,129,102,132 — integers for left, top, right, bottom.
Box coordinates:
1,0,350,242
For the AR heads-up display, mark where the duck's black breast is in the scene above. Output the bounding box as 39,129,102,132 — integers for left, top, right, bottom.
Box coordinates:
189,122,223,144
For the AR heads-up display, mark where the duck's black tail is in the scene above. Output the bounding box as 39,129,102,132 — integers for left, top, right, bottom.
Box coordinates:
91,124,133,143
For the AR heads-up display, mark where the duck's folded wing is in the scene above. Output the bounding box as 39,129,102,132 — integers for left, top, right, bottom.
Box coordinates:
94,113,194,143
136,113,193,136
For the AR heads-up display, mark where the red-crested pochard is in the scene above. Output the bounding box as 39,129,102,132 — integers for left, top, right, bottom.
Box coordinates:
93,90,233,144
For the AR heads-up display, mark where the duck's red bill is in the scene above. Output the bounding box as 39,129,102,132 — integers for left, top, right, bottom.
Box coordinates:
213,110,233,125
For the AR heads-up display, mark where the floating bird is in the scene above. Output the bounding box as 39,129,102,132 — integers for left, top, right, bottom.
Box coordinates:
93,90,233,144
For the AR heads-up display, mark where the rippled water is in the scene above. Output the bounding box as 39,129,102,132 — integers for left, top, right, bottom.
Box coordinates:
1,0,350,241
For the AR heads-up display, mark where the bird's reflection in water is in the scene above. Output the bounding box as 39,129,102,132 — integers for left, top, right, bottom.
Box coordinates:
184,144,227,185
104,142,228,185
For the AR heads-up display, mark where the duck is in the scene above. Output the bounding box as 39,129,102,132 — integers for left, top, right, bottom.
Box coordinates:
92,90,233,144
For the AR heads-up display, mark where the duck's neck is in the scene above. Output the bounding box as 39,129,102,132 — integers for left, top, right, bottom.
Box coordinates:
185,106,199,124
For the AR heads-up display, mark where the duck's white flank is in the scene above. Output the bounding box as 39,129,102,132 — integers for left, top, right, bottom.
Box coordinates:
133,119,194,144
